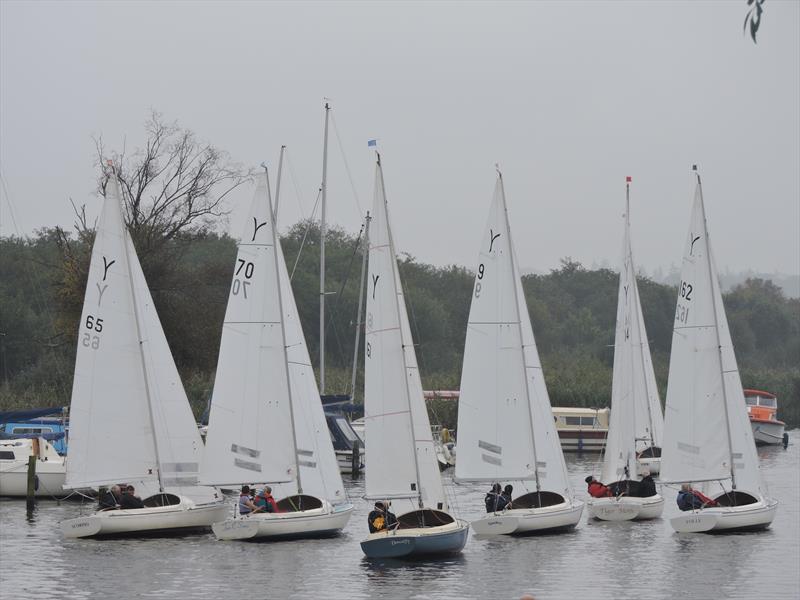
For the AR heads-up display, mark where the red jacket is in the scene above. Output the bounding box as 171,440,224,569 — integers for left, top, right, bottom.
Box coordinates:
588,481,612,498
692,490,719,507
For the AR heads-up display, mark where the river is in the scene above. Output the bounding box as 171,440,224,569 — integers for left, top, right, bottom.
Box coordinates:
1,432,798,599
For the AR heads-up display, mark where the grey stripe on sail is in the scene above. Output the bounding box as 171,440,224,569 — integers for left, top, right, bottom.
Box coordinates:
162,476,199,486
297,449,314,457
161,462,199,473
482,453,502,466
298,460,317,468
479,440,501,455
536,461,547,468
231,444,260,458
677,442,700,455
234,458,262,472
733,463,745,469
732,452,743,459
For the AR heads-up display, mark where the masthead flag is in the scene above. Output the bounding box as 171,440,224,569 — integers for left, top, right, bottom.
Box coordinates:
626,176,632,183
367,139,377,148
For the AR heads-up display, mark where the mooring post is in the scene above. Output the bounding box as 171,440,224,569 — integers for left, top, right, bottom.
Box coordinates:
26,440,38,509
351,439,361,478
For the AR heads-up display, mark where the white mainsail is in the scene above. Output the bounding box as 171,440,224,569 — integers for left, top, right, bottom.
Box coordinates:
660,176,765,498
364,159,447,511
601,186,663,484
200,175,296,486
455,175,572,499
65,176,205,493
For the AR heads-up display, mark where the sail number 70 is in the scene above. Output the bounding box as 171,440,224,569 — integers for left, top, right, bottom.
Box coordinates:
232,259,255,299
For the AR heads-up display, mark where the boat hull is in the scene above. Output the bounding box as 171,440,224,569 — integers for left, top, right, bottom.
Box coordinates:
557,430,607,452
472,500,584,535
750,419,786,446
670,498,778,533
61,498,228,538
360,519,469,558
588,495,664,521
212,503,354,540
0,463,68,498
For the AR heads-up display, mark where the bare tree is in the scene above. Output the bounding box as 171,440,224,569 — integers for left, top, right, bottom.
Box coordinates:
94,110,250,254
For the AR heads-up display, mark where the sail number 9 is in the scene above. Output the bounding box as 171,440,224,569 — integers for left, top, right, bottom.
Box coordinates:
475,263,485,298
232,259,255,299
82,314,103,350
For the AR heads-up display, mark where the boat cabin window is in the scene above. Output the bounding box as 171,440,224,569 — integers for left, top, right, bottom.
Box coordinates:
759,397,777,408
744,396,758,406
276,494,323,512
713,491,759,507
336,418,359,443
142,493,181,507
512,491,565,509
564,416,596,427
396,509,455,529
0,451,15,460
10,427,53,435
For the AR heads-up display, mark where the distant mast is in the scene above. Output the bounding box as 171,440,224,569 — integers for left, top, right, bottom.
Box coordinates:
320,102,330,394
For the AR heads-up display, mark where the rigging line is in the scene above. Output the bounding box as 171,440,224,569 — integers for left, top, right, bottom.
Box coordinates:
329,112,364,218
323,222,365,372
289,189,322,281
0,168,71,403
396,257,429,373
284,149,308,221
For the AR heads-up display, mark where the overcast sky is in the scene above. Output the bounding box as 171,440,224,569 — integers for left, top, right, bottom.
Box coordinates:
2,1,798,277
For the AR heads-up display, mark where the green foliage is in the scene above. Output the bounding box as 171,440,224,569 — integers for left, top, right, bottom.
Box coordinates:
1,225,798,430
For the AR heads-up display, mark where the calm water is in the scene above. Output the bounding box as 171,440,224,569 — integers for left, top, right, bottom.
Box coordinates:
1,433,798,600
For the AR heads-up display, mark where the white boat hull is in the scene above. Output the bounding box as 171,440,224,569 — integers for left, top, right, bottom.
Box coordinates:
671,498,778,533
61,497,228,538
212,503,353,540
750,420,786,446
471,500,584,535
588,495,664,521
0,463,68,498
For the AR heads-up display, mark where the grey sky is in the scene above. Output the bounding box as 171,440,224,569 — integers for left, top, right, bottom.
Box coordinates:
2,1,798,277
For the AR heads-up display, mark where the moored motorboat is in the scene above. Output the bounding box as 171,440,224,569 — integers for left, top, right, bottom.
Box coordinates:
744,389,786,446
660,168,777,534
0,437,67,498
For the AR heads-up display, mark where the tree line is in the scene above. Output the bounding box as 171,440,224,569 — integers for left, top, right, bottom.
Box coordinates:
1,224,798,428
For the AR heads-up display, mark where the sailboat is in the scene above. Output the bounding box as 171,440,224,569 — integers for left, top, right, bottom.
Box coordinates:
360,155,469,558
587,178,664,521
200,172,353,541
61,171,227,538
660,168,778,533
455,171,583,535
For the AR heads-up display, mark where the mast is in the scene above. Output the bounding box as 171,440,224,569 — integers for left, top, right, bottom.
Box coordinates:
498,169,541,493
265,164,303,494
349,212,371,401
695,167,737,489
378,154,424,508
273,145,286,221
320,102,330,394
113,169,164,492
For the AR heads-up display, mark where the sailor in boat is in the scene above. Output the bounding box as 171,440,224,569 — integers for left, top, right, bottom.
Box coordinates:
676,484,719,511
484,483,509,513
368,501,398,533
637,470,657,498
254,487,279,513
98,485,123,510
119,485,145,510
585,476,612,498
239,486,262,515
502,484,514,507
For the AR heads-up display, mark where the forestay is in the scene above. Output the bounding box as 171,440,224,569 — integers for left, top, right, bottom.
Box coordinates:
660,177,764,498
65,177,204,493
601,189,663,484
200,175,296,486
364,160,447,511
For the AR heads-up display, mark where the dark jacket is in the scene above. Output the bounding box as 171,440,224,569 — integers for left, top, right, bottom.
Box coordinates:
484,491,509,513
638,475,657,498
368,508,398,533
98,489,118,509
120,492,145,510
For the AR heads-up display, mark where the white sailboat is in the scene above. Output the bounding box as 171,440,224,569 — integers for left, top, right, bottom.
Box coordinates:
588,178,664,521
360,155,469,558
201,172,353,541
660,168,777,533
454,171,583,535
61,171,227,538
